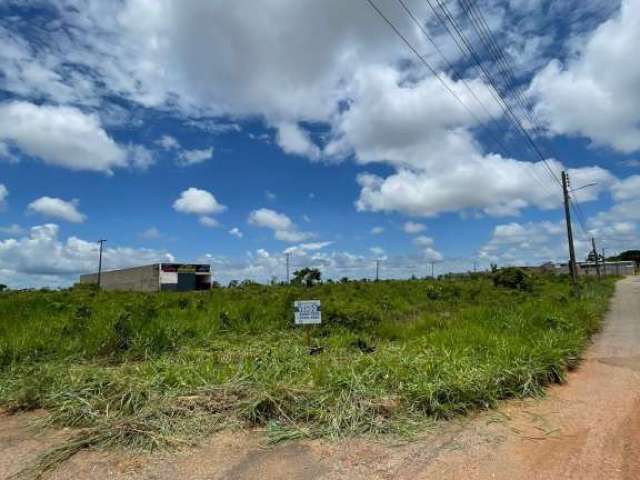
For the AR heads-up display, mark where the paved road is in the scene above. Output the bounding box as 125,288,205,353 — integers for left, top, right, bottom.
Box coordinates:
2,277,639,480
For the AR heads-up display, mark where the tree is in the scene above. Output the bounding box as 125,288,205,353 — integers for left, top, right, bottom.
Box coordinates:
292,267,321,287
0,284,7,292
609,250,640,266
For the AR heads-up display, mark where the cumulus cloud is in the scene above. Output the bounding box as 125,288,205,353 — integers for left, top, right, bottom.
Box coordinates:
284,241,333,254
27,197,86,223
229,227,243,238
403,221,426,234
0,224,174,288
370,226,384,235
156,135,180,150
275,122,320,160
198,216,219,228
173,187,226,216
0,101,127,173
248,208,313,242
528,0,640,152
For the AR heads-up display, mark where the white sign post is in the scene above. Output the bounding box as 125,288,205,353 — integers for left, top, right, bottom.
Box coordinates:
294,300,321,347
294,300,322,325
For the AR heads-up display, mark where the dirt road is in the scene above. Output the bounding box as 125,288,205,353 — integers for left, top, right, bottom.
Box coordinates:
2,277,639,480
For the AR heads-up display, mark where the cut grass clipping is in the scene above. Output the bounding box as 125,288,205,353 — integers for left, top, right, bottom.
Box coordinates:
0,273,616,478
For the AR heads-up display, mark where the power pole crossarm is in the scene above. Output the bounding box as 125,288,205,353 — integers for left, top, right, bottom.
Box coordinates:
562,171,578,286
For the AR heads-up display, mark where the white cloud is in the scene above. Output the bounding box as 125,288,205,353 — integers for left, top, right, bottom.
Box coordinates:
479,220,578,265
413,235,434,247
276,122,320,160
178,147,214,166
403,221,426,234
370,246,385,257
0,224,24,236
156,135,180,150
423,247,444,262
528,0,640,152
229,227,243,238
173,187,226,216
128,144,155,170
284,241,333,254
370,226,384,235
0,224,173,288
0,184,7,209
0,101,127,173
265,190,277,201
198,216,219,228
248,208,313,243
140,227,161,239
27,197,86,223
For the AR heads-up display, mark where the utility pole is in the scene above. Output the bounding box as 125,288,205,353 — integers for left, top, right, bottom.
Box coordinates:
375,259,380,281
285,253,290,284
562,171,578,286
430,260,436,278
602,248,606,277
591,237,601,279
473,261,478,273
97,239,106,289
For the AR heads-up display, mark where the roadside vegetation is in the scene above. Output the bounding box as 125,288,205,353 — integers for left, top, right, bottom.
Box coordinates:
0,271,616,477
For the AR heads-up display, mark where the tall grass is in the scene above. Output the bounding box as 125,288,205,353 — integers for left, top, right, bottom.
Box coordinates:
0,274,616,477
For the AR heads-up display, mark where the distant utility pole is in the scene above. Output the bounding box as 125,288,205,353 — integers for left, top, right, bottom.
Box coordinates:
562,171,578,286
375,259,381,281
473,261,478,273
591,237,601,279
285,253,290,284
97,239,107,289
602,248,607,277
430,260,436,278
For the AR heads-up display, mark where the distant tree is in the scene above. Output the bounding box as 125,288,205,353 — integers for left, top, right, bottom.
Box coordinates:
0,284,7,292
609,250,640,266
292,268,321,287
228,280,239,288
340,277,350,283
210,281,221,289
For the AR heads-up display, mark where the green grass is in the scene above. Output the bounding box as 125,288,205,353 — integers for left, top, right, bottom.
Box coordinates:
0,274,616,477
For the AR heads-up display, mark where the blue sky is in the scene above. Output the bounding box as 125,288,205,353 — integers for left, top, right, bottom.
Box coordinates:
0,0,639,287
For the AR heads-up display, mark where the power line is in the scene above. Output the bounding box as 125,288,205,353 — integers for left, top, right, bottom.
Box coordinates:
428,0,563,188
365,0,557,198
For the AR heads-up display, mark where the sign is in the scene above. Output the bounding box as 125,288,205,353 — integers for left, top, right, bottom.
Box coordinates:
294,300,322,325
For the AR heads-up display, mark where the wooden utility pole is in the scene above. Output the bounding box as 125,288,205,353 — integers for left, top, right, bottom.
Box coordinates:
97,239,107,289
591,237,601,279
562,171,578,285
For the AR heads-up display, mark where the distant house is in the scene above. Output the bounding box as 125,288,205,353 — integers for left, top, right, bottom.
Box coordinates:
80,263,212,292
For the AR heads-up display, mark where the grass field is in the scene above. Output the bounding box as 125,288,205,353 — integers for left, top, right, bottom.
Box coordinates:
0,273,616,476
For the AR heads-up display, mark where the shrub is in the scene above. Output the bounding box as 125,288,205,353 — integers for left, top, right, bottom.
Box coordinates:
492,267,532,291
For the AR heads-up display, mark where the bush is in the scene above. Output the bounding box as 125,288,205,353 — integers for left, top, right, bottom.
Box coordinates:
492,267,532,291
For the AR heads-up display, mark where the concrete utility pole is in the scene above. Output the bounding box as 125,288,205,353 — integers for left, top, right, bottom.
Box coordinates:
285,253,290,284
97,239,107,289
602,248,607,277
375,259,381,281
430,260,436,278
591,237,601,279
562,171,578,286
